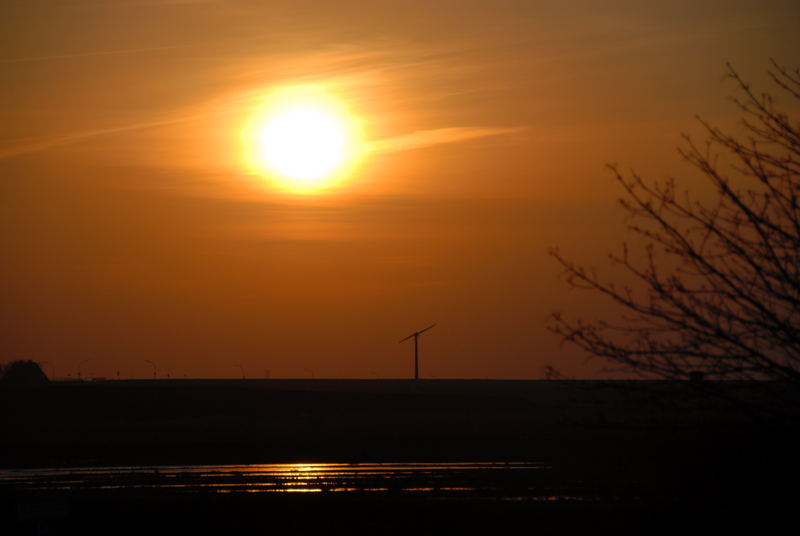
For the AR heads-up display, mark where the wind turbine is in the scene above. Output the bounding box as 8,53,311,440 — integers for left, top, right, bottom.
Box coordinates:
399,324,436,380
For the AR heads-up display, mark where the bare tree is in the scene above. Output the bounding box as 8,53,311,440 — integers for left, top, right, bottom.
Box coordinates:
550,61,800,413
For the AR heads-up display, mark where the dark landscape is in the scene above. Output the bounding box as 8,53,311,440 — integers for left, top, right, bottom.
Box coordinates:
3,2,799,535
3,379,798,533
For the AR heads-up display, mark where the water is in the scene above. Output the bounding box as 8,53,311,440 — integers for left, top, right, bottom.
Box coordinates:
1,461,593,501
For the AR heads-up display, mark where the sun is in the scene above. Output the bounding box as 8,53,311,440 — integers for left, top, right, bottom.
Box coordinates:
241,86,364,193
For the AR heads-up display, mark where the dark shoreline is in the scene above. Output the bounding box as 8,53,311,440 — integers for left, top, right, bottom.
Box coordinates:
2,378,796,468
0,378,779,465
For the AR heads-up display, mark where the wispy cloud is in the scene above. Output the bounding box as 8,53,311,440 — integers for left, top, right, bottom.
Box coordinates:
0,31,522,163
74,0,215,8
0,45,182,64
0,113,214,160
368,126,524,155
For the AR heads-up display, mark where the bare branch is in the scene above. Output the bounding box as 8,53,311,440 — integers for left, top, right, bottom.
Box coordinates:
550,61,800,418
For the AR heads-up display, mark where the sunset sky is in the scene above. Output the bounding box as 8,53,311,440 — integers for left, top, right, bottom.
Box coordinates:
2,1,799,379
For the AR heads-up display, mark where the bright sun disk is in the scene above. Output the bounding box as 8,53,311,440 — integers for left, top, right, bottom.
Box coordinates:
242,86,363,193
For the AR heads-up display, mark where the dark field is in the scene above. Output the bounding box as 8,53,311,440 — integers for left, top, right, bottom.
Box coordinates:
1,379,798,534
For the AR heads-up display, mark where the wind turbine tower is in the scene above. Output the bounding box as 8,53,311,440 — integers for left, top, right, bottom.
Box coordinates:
399,324,436,380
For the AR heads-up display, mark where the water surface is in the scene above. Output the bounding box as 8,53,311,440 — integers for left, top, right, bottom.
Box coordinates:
2,461,591,500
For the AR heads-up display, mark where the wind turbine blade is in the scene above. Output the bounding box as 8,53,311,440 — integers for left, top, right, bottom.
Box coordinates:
399,333,416,343
399,324,436,342
417,324,437,335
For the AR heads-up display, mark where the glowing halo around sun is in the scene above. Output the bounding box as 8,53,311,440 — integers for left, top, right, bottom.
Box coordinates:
241,86,365,193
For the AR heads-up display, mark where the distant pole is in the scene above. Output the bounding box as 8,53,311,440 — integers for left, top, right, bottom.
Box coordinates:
236,365,245,379
145,360,157,379
78,359,90,379
399,324,436,380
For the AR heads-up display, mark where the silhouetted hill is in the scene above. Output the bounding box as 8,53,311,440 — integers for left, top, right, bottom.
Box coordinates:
0,360,49,386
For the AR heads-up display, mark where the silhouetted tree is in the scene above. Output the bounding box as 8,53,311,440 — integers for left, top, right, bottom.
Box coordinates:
0,360,49,385
550,61,800,414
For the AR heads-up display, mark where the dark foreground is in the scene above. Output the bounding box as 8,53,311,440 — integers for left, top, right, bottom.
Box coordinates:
1,379,798,534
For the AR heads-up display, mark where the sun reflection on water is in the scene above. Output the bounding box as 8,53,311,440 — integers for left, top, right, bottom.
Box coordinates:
0,462,556,499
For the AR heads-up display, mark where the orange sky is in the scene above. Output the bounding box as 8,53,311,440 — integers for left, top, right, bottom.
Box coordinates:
2,1,799,379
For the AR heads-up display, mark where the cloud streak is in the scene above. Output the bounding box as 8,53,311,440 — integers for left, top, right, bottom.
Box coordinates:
0,113,216,160
367,126,524,155
0,45,182,64
0,110,522,162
